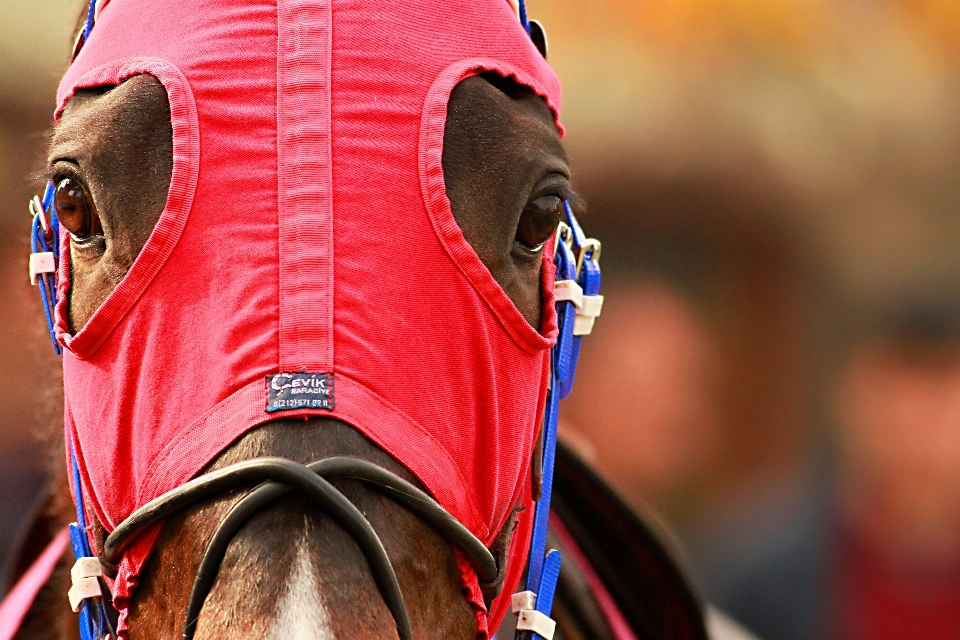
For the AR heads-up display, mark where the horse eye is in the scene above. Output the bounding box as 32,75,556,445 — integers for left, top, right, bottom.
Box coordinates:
55,177,102,239
516,195,563,251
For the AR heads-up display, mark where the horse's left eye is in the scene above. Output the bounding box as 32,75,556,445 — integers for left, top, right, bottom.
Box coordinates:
516,195,563,251
55,177,102,240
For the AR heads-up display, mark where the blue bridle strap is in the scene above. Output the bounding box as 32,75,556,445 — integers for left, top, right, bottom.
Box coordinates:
30,40,112,632
29,181,60,355
517,0,531,34
84,0,96,41
517,203,601,639
69,443,116,639
70,0,98,61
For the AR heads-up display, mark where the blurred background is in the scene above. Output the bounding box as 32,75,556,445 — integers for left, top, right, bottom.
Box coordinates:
4,1,960,638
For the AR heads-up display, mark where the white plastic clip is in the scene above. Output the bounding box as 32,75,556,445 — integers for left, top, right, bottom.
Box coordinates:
573,294,604,336
29,252,56,285
554,280,583,308
511,590,537,614
68,557,103,612
513,590,555,639
516,609,557,640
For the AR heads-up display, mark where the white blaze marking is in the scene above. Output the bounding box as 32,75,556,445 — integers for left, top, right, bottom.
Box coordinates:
271,543,334,640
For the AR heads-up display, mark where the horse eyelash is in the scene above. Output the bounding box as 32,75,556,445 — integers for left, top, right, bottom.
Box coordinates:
36,167,59,186
529,175,576,202
32,163,60,187
39,161,84,188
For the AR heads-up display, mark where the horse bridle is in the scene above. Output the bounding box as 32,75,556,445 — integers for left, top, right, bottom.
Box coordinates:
32,3,602,640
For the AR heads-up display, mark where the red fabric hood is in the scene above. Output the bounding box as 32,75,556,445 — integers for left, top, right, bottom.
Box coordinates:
54,0,562,634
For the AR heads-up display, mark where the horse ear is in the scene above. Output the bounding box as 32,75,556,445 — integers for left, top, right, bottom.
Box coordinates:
529,20,548,59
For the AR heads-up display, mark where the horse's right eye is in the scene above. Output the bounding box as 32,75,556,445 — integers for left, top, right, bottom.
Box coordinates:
515,195,563,251
55,177,102,240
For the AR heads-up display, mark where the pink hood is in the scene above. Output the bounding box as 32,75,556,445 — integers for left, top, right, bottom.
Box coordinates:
54,0,562,634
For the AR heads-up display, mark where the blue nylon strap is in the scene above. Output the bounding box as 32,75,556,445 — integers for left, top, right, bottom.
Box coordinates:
70,448,88,534
523,369,560,596
535,550,562,617
555,202,601,400
517,204,600,639
30,181,61,355
563,201,587,251
555,204,579,399
517,0,531,34
523,225,576,595
31,217,58,354
84,0,96,41
70,445,116,639
552,215,578,398
45,181,60,268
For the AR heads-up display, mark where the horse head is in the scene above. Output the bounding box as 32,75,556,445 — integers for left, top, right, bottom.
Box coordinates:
39,2,580,638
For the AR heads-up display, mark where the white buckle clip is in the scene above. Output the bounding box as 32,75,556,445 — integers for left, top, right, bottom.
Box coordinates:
554,280,583,308
554,280,603,336
29,252,56,285
68,557,103,612
516,609,557,640
573,294,604,336
512,591,556,639
511,590,537,613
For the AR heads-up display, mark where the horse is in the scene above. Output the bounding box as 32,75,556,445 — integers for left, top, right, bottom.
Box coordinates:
3,2,726,639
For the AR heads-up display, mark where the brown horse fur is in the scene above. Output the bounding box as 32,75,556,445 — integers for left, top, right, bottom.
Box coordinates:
13,67,574,639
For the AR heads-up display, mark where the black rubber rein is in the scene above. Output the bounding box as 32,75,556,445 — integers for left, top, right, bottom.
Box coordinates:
105,458,409,639
101,456,499,640
183,457,500,640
